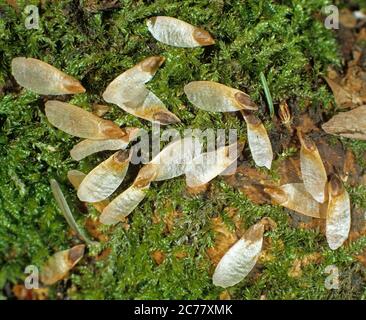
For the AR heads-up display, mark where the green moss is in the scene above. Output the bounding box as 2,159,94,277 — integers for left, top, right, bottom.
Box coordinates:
1,0,365,300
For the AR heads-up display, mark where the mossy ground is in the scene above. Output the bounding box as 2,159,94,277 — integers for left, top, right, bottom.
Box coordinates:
1,0,366,300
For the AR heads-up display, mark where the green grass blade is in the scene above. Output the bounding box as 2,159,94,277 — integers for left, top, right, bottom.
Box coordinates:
50,179,97,246
260,72,274,117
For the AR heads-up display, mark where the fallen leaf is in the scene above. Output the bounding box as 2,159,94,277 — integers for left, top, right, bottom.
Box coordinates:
224,164,274,204
219,290,231,300
322,105,366,140
278,157,302,185
288,253,323,278
151,250,165,265
339,8,357,28
12,285,48,300
207,215,239,266
84,218,108,242
355,249,366,267
186,183,209,195
342,149,362,186
163,210,182,234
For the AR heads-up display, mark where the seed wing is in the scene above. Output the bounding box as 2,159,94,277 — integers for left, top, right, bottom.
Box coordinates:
11,57,85,95
184,81,257,112
99,185,147,225
212,222,264,288
147,16,215,48
77,151,130,203
244,116,273,169
122,90,181,125
40,245,85,285
67,170,110,213
326,176,351,250
265,183,323,218
70,128,138,161
185,143,241,188
45,100,124,140
299,135,327,203
150,137,202,181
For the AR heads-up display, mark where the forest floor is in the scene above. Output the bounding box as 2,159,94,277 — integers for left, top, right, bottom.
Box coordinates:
1,0,366,300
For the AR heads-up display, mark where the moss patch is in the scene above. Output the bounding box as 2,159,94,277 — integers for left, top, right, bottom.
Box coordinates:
1,0,365,300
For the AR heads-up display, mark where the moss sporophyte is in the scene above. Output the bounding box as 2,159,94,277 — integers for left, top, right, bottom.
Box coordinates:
1,1,366,300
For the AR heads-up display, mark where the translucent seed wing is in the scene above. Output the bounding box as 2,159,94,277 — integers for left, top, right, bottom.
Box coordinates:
70,138,128,161
184,81,257,112
121,90,181,125
40,245,85,285
67,170,86,189
104,80,180,125
299,134,327,203
185,143,241,188
70,128,138,161
99,185,147,225
280,183,322,218
77,150,130,203
147,16,215,48
99,164,157,224
326,176,351,250
212,222,264,288
150,137,202,181
11,57,85,95
67,170,110,213
45,100,124,140
265,183,322,218
322,106,366,141
102,56,165,106
243,112,273,169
